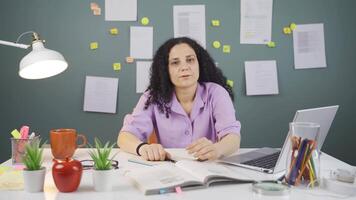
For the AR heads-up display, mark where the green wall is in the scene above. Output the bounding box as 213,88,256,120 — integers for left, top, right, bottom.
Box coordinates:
1,0,355,165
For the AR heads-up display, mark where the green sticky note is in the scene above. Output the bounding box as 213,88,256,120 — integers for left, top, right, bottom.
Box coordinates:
226,80,234,88
110,28,119,35
267,41,276,48
90,42,98,50
113,63,121,71
141,17,150,25
211,20,220,27
223,45,231,53
290,23,297,31
283,27,292,35
212,41,221,49
11,129,21,139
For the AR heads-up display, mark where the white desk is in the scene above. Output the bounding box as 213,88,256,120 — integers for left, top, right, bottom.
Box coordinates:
0,148,355,200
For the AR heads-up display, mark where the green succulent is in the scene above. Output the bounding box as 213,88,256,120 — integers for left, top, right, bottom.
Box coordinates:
23,138,44,171
88,138,117,170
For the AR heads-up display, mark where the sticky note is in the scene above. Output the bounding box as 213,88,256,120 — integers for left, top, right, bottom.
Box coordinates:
19,125,29,139
290,23,297,31
222,45,231,53
283,27,292,35
227,79,234,88
211,20,220,27
126,56,134,63
110,28,119,35
212,41,221,49
113,63,121,71
93,7,101,15
90,42,98,50
90,2,99,10
175,186,182,194
11,129,21,139
141,17,150,25
267,41,276,48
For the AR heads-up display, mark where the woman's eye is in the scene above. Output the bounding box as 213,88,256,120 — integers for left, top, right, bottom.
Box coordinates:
187,58,195,63
170,61,179,66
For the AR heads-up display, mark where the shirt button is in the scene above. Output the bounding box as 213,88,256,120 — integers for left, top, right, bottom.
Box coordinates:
185,130,190,135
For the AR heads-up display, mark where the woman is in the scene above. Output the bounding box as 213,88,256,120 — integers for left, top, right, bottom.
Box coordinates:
118,37,241,161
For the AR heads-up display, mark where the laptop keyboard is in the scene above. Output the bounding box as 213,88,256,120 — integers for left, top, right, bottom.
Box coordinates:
241,151,281,169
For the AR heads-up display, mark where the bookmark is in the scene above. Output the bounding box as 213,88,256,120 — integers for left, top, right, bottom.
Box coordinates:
175,186,182,194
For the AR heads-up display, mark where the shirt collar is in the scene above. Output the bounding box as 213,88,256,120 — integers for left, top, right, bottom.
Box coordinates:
171,83,206,119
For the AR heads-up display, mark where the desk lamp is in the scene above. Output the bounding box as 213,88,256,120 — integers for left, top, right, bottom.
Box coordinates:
0,31,68,79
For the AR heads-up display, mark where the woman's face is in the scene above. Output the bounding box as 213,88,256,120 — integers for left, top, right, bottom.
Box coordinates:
168,43,199,90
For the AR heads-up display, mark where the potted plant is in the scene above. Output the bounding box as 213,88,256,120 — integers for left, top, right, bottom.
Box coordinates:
22,138,46,192
88,138,117,192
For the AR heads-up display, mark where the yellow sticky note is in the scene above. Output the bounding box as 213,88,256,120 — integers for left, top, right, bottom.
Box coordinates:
141,17,150,25
290,23,297,31
211,20,220,27
11,129,21,139
267,41,276,48
226,80,234,88
222,45,231,53
90,42,98,50
283,27,292,34
113,63,121,71
212,41,221,49
126,56,134,63
110,28,119,35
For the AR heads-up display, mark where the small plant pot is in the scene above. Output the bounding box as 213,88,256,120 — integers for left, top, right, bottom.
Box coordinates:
23,167,46,192
93,169,113,192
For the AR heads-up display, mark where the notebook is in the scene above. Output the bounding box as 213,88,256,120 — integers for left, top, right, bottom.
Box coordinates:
126,159,266,195
219,105,339,174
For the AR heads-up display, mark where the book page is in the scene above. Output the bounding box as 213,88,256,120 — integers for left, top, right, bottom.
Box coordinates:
175,160,253,183
126,164,201,195
166,148,197,161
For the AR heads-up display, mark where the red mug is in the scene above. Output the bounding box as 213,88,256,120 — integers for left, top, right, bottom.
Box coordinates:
50,129,87,160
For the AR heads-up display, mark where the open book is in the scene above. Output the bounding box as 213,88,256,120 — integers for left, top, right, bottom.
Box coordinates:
126,160,255,195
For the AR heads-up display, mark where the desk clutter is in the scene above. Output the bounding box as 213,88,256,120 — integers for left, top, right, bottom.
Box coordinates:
6,127,118,193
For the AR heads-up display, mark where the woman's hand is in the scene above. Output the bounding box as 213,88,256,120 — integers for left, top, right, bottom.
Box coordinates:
186,137,222,161
138,143,170,161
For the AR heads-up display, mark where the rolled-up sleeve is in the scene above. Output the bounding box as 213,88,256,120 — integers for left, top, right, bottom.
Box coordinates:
120,92,153,142
211,86,241,140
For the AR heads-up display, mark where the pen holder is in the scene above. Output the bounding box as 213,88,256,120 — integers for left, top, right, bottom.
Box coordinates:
11,137,38,164
285,122,320,188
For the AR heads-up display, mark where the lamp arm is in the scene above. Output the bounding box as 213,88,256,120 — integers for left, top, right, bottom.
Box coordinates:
0,40,30,49
0,31,38,49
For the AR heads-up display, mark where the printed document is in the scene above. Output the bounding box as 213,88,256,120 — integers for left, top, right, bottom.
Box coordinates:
293,23,327,69
240,0,273,44
173,5,206,48
130,26,153,59
245,60,279,96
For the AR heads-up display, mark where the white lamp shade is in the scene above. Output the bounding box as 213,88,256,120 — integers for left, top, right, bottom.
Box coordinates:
19,41,68,79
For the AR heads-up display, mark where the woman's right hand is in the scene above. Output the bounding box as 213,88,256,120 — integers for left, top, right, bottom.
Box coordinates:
138,143,170,161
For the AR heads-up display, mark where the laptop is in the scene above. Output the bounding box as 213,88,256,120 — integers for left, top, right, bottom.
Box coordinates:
219,105,339,174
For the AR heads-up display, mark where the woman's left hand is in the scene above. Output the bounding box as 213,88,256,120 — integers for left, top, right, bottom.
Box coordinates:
186,137,222,161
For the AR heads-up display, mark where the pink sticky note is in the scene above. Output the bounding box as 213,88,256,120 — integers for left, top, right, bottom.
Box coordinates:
20,126,29,139
175,186,182,194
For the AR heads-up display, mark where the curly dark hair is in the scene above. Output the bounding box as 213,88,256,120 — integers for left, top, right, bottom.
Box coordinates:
144,37,234,118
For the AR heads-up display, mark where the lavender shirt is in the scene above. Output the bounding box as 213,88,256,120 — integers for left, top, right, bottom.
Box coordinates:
120,82,241,148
